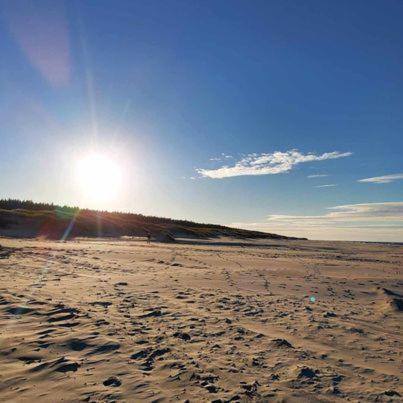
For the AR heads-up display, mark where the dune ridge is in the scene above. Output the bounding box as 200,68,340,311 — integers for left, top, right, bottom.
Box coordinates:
0,199,303,241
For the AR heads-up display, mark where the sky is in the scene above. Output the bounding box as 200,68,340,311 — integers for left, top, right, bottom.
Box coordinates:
0,0,402,242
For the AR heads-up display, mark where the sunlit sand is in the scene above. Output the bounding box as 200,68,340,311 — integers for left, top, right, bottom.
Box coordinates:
0,237,401,401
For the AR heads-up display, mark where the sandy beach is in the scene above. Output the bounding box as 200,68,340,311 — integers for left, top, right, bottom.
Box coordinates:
0,237,401,402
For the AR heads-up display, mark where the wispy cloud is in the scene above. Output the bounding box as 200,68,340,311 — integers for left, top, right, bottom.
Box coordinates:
358,173,403,184
232,202,403,242
308,174,328,178
315,184,337,188
267,202,403,223
197,150,352,179
209,153,234,162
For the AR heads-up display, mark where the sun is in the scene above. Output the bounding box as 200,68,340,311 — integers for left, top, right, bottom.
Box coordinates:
76,153,122,203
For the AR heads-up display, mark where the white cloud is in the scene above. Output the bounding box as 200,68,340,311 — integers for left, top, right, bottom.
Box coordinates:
197,150,352,179
358,173,403,184
308,174,328,178
315,184,337,188
232,202,403,242
209,154,234,162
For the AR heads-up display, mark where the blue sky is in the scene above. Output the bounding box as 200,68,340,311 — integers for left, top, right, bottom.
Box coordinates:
1,0,402,241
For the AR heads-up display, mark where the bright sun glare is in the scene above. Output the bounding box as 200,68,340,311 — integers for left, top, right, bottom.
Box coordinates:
76,153,122,203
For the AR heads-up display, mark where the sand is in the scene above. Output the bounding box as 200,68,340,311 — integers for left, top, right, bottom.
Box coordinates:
0,237,402,402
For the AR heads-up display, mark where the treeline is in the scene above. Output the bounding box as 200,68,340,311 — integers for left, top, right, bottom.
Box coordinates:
0,198,226,229
0,199,79,212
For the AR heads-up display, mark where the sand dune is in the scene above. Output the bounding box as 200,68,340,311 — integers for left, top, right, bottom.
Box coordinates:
0,238,402,402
